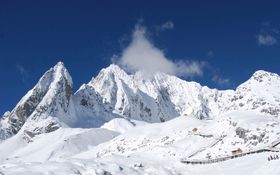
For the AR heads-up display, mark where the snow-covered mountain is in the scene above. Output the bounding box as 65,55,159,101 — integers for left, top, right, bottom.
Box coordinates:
1,62,280,174
1,62,280,139
2,62,280,140
77,64,280,124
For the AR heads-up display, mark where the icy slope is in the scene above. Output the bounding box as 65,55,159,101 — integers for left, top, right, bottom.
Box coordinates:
0,127,118,162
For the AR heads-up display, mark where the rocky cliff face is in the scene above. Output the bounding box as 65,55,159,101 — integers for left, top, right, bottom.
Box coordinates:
1,62,280,141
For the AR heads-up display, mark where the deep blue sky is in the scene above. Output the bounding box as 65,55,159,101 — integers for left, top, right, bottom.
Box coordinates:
1,0,280,115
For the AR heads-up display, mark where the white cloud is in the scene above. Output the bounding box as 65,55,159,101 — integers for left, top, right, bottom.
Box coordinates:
257,22,279,46
257,34,277,46
212,75,231,87
175,60,204,77
155,21,175,34
159,21,174,31
116,25,204,78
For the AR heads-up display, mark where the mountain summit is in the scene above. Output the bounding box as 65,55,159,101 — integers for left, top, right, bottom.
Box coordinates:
0,62,73,140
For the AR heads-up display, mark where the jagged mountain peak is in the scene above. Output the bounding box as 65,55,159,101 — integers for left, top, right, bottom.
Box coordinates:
35,61,72,90
103,64,124,72
252,69,278,77
0,62,74,140
54,61,65,67
100,64,128,77
88,64,130,87
53,61,73,85
250,70,280,83
237,70,280,91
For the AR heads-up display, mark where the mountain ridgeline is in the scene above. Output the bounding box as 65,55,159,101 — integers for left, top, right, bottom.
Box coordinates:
1,62,280,140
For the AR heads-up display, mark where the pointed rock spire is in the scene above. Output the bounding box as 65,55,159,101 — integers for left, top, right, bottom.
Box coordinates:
0,62,73,140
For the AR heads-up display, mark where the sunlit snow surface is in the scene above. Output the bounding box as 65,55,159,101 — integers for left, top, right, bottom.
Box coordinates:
0,111,280,175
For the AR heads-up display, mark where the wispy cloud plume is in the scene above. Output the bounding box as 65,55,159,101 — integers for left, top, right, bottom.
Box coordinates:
115,24,205,78
256,22,278,46
16,64,29,83
207,50,214,58
257,34,277,46
156,21,174,31
212,74,231,87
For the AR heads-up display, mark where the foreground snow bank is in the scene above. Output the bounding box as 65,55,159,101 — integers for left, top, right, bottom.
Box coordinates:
101,118,148,133
0,112,280,174
0,128,118,162
0,151,280,175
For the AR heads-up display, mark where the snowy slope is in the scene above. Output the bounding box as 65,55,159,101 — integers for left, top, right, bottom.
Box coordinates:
0,127,118,162
1,151,280,175
75,111,280,161
101,118,148,133
0,112,279,174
